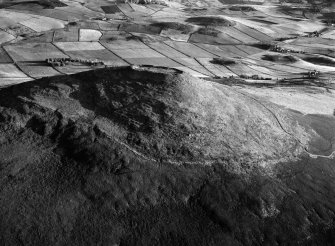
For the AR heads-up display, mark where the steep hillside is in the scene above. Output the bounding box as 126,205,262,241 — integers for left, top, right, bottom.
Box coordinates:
0,67,334,245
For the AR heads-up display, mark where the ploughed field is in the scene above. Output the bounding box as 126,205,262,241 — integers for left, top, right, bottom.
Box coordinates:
0,0,335,245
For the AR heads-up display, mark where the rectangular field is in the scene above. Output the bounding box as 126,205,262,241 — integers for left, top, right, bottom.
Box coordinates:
53,29,79,42
100,31,126,41
234,23,273,42
0,77,32,87
0,64,29,78
63,49,128,66
110,48,165,59
119,23,161,35
0,10,33,29
246,64,284,79
160,30,189,42
197,58,237,77
54,42,105,51
33,9,83,21
20,16,65,32
101,5,121,14
125,57,180,67
99,22,120,31
79,29,102,42
226,63,261,76
164,41,218,58
4,43,67,62
189,33,240,45
146,42,189,58
117,3,134,13
220,27,259,43
17,62,61,78
196,44,248,57
19,31,54,43
235,45,263,55
101,39,148,50
173,58,215,76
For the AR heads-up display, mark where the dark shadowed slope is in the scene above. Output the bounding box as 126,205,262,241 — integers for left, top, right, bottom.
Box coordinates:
0,66,334,245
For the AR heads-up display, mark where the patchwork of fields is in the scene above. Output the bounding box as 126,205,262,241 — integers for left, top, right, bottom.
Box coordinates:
0,0,334,84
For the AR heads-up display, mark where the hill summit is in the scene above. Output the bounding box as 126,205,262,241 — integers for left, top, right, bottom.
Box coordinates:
0,67,334,245
0,66,311,167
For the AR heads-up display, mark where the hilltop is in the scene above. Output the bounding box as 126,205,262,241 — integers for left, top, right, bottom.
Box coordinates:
0,67,334,245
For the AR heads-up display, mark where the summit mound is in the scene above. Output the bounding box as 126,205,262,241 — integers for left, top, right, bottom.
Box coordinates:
0,66,311,167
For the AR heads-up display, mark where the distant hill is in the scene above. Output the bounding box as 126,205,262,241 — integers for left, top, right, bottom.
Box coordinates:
0,0,66,9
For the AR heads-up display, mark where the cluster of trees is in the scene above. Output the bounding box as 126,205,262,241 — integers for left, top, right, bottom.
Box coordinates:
270,45,304,54
46,58,104,67
124,0,162,4
239,74,271,80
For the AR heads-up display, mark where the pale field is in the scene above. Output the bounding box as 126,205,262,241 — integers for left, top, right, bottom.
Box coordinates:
0,77,33,87
20,16,66,32
0,31,15,44
0,10,33,28
294,60,335,73
79,29,102,41
0,64,29,78
17,62,61,78
240,86,335,116
54,41,105,51
322,30,335,40
223,16,277,36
